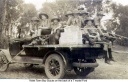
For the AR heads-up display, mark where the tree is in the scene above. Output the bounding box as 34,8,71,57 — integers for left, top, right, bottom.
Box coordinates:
20,3,37,27
5,0,24,36
40,0,103,20
0,0,37,48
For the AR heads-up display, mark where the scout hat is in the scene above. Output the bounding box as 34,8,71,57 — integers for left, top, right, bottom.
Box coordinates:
65,11,73,17
73,9,81,15
80,10,89,15
51,16,60,22
31,17,39,22
84,18,94,24
97,11,105,16
39,13,49,19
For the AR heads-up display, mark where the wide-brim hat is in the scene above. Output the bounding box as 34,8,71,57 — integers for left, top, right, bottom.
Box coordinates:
51,16,60,22
84,18,94,24
39,13,49,19
80,10,89,15
65,11,73,17
31,17,39,22
97,11,105,16
97,13,105,16
73,9,81,15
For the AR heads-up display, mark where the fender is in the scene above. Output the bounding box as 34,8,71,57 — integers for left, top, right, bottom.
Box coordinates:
0,49,12,62
43,50,69,67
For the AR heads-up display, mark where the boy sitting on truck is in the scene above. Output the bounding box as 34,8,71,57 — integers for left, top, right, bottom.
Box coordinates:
82,19,101,45
49,16,62,44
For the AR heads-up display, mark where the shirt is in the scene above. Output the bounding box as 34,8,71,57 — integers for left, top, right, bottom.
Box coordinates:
51,23,62,34
39,19,50,28
67,16,83,28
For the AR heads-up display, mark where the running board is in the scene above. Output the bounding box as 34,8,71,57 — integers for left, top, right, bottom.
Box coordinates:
11,56,43,64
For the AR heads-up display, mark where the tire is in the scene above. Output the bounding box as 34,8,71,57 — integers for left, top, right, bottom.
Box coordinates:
45,54,65,79
73,59,96,76
0,51,9,72
24,63,33,68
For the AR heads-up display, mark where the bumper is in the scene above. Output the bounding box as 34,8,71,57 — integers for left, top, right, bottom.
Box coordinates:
73,62,99,68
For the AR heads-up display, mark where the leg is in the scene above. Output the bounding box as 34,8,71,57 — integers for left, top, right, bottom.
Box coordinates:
108,48,115,61
103,44,111,64
82,34,94,45
49,34,57,44
104,50,111,64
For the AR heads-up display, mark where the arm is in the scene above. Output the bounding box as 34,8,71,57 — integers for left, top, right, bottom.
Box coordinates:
38,20,51,29
66,17,72,26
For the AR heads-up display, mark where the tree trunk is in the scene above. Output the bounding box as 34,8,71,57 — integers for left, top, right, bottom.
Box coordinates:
0,0,7,48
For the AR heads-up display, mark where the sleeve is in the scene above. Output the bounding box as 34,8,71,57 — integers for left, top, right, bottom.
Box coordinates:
82,26,88,34
66,17,72,26
94,17,100,26
47,20,51,28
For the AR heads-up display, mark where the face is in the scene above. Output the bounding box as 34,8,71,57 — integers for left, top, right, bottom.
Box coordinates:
98,15,103,19
87,21,93,26
53,19,59,24
67,15,73,18
32,20,38,24
82,14,88,18
41,15,47,20
74,14,79,18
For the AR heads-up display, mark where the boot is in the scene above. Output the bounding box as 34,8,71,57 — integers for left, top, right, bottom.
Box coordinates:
105,60,111,64
109,58,116,62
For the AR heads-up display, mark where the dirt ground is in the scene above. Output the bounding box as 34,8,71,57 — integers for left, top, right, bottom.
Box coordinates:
0,45,128,79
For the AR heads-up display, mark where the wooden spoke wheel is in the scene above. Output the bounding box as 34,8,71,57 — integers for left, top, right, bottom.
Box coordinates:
45,54,65,79
0,51,9,72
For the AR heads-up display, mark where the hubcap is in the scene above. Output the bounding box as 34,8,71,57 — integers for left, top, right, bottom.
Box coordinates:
0,55,7,69
48,59,60,76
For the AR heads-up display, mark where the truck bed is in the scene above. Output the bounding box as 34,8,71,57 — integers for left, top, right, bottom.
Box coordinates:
22,43,103,48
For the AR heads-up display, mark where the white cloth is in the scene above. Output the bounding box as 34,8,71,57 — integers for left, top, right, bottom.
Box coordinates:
59,26,82,45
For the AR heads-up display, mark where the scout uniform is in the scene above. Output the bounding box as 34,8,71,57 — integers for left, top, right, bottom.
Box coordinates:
82,19,101,45
49,16,62,44
38,13,51,36
80,10,89,28
94,12,115,64
29,17,40,37
72,9,83,28
83,19,101,42
65,11,74,26
29,13,50,45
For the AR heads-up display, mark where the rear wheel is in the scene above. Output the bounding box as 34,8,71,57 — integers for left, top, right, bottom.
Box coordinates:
0,51,9,72
73,59,96,76
45,54,65,79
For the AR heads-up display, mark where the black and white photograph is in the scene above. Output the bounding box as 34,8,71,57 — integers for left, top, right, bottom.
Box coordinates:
0,0,128,80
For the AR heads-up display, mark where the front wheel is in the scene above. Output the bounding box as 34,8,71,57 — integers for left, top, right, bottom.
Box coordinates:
0,51,9,72
44,54,65,79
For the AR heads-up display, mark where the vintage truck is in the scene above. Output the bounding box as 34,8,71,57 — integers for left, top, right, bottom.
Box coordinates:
0,27,107,79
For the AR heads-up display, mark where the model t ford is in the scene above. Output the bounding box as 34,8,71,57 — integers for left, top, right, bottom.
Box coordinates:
0,26,109,79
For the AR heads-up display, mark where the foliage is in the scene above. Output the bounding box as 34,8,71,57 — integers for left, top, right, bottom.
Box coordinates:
110,3,128,46
40,0,103,19
0,0,37,48
0,0,128,47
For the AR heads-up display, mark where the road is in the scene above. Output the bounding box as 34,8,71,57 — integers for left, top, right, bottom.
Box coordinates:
0,45,128,79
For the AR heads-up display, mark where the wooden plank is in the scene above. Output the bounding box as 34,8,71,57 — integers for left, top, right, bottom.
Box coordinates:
22,44,101,48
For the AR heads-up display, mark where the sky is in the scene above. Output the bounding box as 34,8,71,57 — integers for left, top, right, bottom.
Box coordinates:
24,0,55,10
24,0,128,10
112,0,128,6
